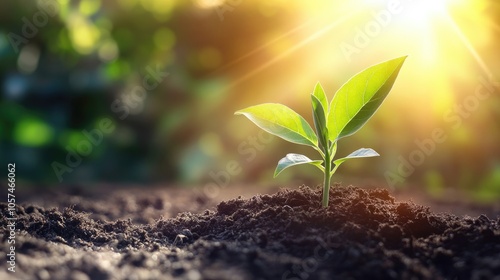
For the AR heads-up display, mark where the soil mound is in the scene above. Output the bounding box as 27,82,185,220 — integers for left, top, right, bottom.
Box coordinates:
1,185,499,279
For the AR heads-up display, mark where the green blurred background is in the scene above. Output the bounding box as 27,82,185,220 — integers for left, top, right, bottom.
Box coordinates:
1,0,499,202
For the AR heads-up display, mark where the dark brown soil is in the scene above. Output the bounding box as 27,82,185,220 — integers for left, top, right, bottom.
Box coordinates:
1,185,499,280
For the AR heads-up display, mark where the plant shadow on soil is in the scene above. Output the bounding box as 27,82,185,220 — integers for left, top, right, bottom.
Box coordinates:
1,185,499,280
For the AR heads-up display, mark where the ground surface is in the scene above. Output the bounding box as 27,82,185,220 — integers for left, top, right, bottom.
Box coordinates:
1,184,499,280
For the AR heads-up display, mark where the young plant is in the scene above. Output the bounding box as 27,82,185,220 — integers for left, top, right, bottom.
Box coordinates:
235,56,406,207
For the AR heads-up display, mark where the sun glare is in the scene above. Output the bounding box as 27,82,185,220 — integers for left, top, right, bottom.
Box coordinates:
195,0,225,9
412,0,450,14
224,0,494,126
402,0,449,27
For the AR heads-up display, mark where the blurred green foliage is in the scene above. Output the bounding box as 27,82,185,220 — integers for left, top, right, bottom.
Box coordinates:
0,0,499,203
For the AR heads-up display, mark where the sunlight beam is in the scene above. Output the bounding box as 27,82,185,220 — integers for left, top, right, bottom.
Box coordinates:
225,12,356,90
444,13,493,77
213,19,315,73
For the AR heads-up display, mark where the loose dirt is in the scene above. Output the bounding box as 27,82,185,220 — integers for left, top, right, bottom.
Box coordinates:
1,185,499,280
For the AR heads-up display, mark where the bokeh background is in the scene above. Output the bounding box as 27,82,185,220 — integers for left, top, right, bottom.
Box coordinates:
1,0,499,202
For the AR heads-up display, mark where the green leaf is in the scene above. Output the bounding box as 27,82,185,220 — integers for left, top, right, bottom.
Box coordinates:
313,82,328,115
235,103,318,147
333,148,379,166
274,153,323,177
311,94,328,151
328,56,407,141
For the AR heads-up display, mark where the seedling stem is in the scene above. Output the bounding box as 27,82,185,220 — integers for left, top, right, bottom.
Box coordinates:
235,56,406,207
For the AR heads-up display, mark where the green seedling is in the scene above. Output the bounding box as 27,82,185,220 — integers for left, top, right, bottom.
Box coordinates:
235,56,406,207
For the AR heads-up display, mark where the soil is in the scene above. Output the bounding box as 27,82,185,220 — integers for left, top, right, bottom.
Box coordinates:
1,185,499,280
